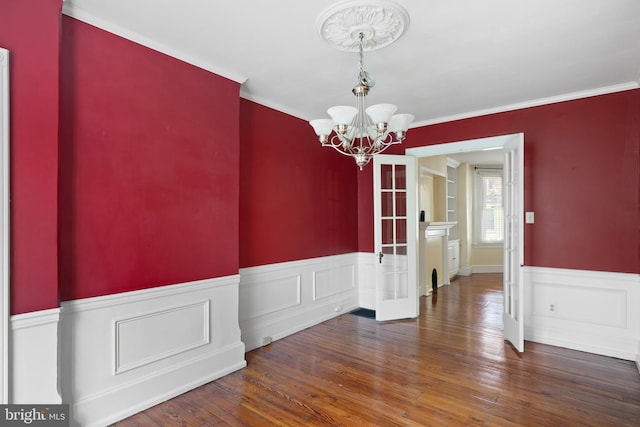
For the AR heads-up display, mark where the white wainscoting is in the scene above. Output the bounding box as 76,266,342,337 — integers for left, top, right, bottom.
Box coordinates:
10,308,61,404
239,253,360,351
60,275,246,427
524,266,640,362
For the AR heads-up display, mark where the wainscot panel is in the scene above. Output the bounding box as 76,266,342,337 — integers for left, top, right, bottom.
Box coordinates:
115,300,211,374
10,308,61,404
60,275,246,427
313,264,355,301
524,266,640,361
240,253,360,351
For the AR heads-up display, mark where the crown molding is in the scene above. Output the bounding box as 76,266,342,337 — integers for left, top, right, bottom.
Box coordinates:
243,81,640,128
61,3,247,85
239,90,310,122
411,81,640,128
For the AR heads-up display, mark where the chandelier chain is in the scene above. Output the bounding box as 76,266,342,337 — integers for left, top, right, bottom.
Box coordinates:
358,33,365,82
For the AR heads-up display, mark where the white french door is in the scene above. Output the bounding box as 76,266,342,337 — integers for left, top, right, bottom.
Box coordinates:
502,134,524,352
373,154,418,321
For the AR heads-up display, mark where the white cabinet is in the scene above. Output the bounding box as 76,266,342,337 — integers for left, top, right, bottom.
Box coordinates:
448,239,460,279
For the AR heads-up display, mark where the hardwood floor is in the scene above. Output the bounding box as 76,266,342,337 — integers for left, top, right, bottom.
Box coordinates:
113,274,640,426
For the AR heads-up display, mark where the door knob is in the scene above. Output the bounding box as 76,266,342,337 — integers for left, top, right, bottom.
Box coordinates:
378,252,384,264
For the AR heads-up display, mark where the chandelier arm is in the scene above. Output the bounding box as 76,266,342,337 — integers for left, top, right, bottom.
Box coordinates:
362,133,404,155
322,134,345,150
364,136,389,155
327,134,360,157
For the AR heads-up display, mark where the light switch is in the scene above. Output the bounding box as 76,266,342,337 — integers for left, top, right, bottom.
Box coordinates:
525,212,535,224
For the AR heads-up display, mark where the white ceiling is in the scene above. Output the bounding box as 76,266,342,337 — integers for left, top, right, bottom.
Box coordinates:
63,0,640,130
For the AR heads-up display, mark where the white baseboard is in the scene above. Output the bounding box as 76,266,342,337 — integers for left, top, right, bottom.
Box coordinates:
10,308,61,404
458,266,472,276
472,265,503,274
60,275,246,427
524,266,640,361
73,345,245,427
239,254,360,351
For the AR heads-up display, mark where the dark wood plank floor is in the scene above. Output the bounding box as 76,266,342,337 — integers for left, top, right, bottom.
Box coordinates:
113,274,640,426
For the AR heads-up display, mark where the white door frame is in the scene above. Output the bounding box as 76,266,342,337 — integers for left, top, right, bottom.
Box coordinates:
406,134,519,159
406,132,525,340
0,47,10,404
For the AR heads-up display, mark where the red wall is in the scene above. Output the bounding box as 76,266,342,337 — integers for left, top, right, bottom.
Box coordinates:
59,17,241,300
239,100,359,267
3,3,637,314
358,90,640,274
1,0,61,314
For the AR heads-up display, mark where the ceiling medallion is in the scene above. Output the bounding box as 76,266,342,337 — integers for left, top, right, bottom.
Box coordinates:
316,0,410,52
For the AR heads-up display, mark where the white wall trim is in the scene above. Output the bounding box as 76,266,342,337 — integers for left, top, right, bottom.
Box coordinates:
239,91,311,122
10,308,61,404
61,4,247,85
11,308,61,329
411,81,640,128
524,266,640,361
240,253,359,351
407,133,520,158
63,276,233,312
472,265,503,274
73,344,245,427
0,46,9,405
60,275,246,427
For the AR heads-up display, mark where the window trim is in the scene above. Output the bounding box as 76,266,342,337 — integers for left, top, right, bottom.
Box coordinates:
473,167,504,246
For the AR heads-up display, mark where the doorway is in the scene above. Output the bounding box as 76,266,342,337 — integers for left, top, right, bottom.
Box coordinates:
406,133,525,350
412,137,507,285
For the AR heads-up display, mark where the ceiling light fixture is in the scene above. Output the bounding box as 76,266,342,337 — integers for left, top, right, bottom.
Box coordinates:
309,0,413,170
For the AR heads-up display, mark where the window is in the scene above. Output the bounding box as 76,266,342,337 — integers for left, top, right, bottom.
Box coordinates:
474,168,504,245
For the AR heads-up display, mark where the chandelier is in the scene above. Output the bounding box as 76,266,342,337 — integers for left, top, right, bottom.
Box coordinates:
309,0,413,170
